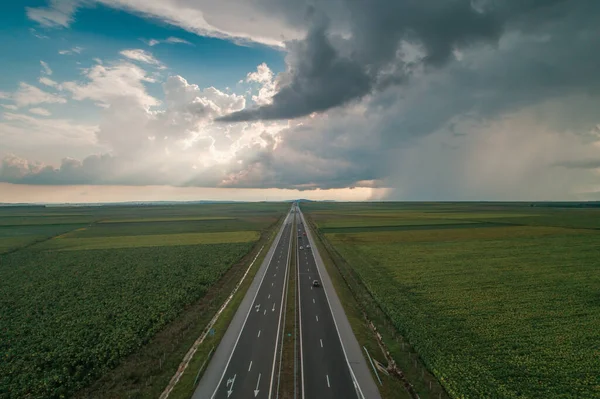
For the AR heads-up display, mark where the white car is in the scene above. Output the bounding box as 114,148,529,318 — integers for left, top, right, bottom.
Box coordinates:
299,246,303,250
306,244,310,249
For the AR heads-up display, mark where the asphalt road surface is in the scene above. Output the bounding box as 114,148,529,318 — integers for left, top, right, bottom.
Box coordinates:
195,210,293,399
195,206,380,399
296,211,360,399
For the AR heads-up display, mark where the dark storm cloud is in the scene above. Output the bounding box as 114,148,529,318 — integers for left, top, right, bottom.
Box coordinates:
220,0,568,122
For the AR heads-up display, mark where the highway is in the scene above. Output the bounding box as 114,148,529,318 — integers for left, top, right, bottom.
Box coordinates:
194,205,380,399
194,209,293,399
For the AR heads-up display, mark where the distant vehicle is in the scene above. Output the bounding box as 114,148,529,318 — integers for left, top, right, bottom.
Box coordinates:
306,244,310,249
303,232,306,236
300,246,304,250
312,280,320,287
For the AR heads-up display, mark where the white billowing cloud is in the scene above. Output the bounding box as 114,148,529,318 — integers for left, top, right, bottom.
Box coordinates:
119,49,164,67
58,47,84,55
0,61,294,187
163,75,245,116
146,36,192,46
12,83,66,107
39,77,59,88
26,0,77,28
62,62,159,109
29,108,52,116
1,104,18,111
246,63,276,106
40,61,53,75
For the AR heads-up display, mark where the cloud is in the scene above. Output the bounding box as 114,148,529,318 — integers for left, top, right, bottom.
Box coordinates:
219,0,575,121
62,62,159,109
26,0,78,28
58,47,84,55
246,63,276,106
146,36,193,46
0,113,99,160
119,49,164,68
39,77,59,88
7,1,600,201
29,28,50,39
30,0,302,47
29,108,52,116
40,61,53,75
1,105,18,111
9,83,66,107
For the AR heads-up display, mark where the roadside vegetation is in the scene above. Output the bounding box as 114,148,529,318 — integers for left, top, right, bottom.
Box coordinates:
302,202,600,399
0,203,288,399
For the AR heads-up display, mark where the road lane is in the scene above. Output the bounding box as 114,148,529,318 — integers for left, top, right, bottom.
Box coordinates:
296,211,358,399
297,207,382,399
194,209,293,399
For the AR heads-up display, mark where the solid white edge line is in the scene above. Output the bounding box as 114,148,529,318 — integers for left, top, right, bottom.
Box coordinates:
297,212,306,399
269,212,292,399
209,209,292,399
299,209,366,399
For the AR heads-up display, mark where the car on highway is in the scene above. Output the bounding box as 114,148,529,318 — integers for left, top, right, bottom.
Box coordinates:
312,280,320,287
306,244,310,249
300,246,303,250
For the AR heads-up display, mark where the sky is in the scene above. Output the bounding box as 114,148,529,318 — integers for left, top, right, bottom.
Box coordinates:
1,0,600,203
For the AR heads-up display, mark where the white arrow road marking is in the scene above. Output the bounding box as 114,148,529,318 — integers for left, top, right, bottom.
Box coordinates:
316,315,319,322
226,374,236,397
254,373,261,397
258,330,261,337
313,298,315,304
268,294,271,299
255,304,260,312
271,283,274,287
249,361,253,371
264,309,267,315
326,374,330,388
272,303,276,311
320,339,323,347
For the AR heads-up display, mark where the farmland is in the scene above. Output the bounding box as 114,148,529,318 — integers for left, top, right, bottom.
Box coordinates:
0,202,288,398
303,202,600,399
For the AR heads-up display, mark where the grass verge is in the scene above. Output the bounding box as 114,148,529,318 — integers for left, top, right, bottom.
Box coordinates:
277,215,297,398
73,216,284,399
167,216,286,399
304,212,449,399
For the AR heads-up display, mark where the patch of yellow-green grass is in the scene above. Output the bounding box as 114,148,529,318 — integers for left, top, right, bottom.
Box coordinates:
99,216,235,223
39,231,260,251
327,225,594,244
345,211,537,219
317,218,476,229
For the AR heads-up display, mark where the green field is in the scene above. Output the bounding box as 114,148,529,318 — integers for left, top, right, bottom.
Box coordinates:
0,202,288,398
303,202,600,399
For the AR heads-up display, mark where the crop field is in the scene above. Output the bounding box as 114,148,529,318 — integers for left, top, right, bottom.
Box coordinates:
0,202,288,398
303,202,600,399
